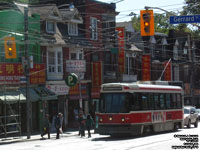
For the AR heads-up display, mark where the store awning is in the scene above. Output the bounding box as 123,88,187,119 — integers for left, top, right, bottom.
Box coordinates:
34,87,57,101
0,91,26,104
0,87,57,103
20,88,40,102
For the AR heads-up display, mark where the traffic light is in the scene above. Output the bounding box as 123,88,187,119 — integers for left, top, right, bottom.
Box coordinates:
140,10,154,36
4,36,17,59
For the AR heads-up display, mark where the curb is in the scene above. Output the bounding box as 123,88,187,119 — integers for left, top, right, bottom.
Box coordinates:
0,131,78,145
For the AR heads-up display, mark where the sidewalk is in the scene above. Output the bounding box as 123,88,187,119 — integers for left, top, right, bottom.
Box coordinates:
0,129,79,145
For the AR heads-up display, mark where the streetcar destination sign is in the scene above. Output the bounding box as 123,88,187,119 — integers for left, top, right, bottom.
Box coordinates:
170,15,200,24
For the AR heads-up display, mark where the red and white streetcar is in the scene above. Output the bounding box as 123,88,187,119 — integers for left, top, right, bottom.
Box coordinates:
95,81,184,136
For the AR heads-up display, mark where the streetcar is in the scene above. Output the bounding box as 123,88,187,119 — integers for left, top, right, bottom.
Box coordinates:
95,81,184,136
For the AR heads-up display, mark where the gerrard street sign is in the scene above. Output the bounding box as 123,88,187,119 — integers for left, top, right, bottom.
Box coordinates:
170,15,200,24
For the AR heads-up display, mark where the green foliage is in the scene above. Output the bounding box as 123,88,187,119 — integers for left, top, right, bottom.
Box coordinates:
132,9,195,35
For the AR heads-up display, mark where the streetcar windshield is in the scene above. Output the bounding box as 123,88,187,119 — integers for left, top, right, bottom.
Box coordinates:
99,93,130,113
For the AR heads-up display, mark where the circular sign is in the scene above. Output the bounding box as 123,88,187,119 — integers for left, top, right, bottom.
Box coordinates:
65,73,78,87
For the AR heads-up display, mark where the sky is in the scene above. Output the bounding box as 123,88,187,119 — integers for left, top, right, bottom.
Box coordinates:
98,0,186,22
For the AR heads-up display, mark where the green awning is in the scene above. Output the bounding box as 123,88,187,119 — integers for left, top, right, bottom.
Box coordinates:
20,88,40,102
34,87,57,101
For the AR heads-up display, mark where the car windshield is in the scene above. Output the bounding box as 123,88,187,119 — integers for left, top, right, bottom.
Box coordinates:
196,109,200,113
184,108,190,114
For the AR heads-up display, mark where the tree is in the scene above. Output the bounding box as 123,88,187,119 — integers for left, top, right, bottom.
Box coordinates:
181,0,200,36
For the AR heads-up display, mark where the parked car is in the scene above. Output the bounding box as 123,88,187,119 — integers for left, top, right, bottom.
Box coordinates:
196,108,200,120
184,106,198,128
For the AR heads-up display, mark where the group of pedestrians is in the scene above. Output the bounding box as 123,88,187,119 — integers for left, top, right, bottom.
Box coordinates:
41,111,94,139
41,112,63,139
78,113,94,138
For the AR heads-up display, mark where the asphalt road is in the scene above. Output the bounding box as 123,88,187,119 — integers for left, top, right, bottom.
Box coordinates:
0,123,199,150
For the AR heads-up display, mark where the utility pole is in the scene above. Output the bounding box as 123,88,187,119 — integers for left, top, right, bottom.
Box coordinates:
24,7,31,139
189,35,194,105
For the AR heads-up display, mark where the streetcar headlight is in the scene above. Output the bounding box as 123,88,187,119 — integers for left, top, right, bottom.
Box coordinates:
109,117,113,121
121,118,125,122
100,118,103,122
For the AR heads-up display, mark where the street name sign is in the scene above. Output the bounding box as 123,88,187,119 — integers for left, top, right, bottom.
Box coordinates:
170,15,200,24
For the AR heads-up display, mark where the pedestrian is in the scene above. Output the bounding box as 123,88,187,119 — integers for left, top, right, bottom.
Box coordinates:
78,113,85,137
59,113,63,135
41,114,51,139
85,114,94,138
55,113,62,139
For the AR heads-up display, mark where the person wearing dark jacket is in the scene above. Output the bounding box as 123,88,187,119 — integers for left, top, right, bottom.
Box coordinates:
78,113,85,137
85,114,94,138
55,113,62,139
41,114,51,139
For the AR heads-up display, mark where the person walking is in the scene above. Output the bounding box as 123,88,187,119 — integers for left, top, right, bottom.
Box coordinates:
41,114,51,139
85,114,94,138
78,113,85,137
55,113,62,139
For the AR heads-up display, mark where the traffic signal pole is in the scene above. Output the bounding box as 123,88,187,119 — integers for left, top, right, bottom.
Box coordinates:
24,7,31,139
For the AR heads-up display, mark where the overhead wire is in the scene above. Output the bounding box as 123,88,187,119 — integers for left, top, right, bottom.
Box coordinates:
0,1,198,75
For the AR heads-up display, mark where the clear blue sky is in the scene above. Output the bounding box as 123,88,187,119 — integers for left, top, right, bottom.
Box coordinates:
98,0,185,22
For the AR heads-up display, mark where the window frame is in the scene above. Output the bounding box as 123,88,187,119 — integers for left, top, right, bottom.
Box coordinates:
46,20,56,34
47,47,63,74
90,17,98,40
68,22,78,36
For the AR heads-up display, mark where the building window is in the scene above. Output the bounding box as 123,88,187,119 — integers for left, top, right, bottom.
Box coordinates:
47,48,63,74
68,23,78,36
90,17,98,40
70,50,83,60
46,21,56,33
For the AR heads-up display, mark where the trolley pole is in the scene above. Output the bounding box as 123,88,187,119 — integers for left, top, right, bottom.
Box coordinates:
24,7,31,139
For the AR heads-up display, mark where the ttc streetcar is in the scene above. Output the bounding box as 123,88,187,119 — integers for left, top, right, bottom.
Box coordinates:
95,81,184,136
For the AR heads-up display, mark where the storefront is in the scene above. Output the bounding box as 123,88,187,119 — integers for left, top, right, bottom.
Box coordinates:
68,82,89,128
46,80,69,130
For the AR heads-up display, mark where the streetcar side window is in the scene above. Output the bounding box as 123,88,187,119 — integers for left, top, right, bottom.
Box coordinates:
177,94,182,109
160,94,165,109
166,93,171,109
154,94,160,110
172,94,177,108
141,93,149,110
131,93,141,111
149,93,154,109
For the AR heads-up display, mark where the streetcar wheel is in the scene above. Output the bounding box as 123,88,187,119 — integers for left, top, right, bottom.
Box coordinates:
174,123,179,131
143,126,153,135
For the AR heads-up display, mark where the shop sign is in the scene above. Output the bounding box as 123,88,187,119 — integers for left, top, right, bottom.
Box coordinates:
92,61,102,87
0,63,45,85
69,83,88,100
91,87,100,99
66,60,86,73
164,61,172,81
116,27,125,73
142,55,151,81
46,84,69,95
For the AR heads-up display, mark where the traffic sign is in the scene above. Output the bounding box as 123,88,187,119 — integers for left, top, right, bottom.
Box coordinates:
170,15,200,24
65,73,78,87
